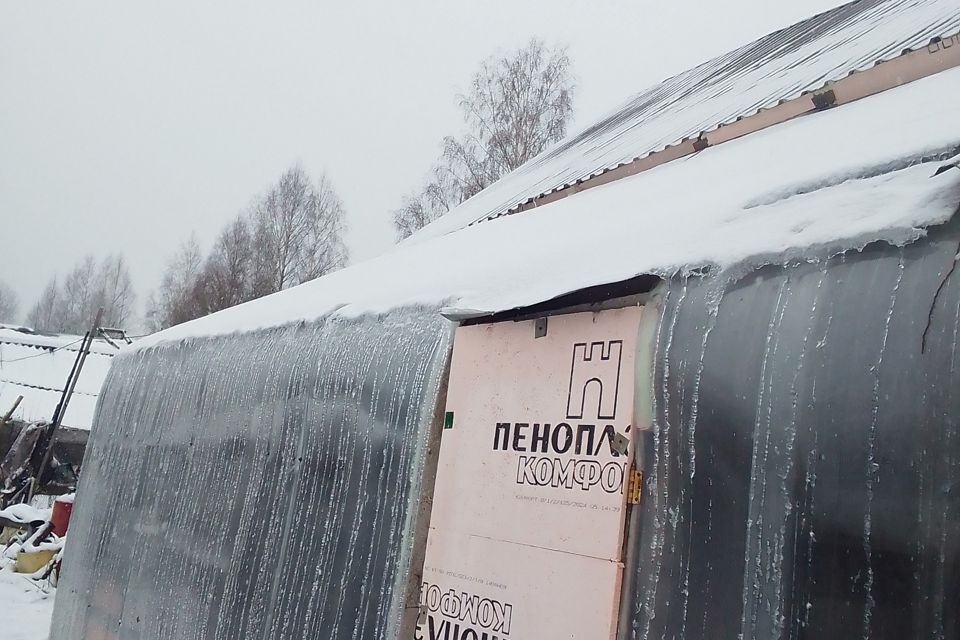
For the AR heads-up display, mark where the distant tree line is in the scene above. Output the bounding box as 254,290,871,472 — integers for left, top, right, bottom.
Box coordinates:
8,165,347,335
0,281,18,325
8,39,572,336
26,255,136,334
392,39,575,239
146,164,348,331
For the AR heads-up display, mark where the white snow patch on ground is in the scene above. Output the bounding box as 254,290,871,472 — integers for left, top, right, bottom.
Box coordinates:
0,565,54,640
0,504,52,525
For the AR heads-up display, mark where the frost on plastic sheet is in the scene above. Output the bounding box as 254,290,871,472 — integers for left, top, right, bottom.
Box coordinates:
627,217,960,639
50,311,453,640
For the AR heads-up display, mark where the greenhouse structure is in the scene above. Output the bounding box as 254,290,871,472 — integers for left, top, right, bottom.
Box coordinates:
53,0,960,638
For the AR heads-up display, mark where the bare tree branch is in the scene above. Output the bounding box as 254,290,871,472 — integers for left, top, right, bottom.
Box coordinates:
147,165,349,330
146,237,203,332
202,215,253,313
0,281,20,324
252,165,348,296
27,255,137,333
393,39,574,240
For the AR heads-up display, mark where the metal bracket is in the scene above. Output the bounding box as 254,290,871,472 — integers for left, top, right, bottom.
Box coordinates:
534,317,548,338
610,430,630,456
812,88,837,110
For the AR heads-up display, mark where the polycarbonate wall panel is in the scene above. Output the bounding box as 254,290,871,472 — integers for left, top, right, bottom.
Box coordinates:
628,217,960,639
51,311,452,640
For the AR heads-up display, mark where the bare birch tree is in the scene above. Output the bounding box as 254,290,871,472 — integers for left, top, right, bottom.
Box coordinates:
98,254,136,329
0,281,19,324
146,237,204,332
59,256,98,333
394,39,575,239
146,165,349,331
393,165,464,240
251,166,348,296
27,279,59,331
28,254,136,333
201,215,253,314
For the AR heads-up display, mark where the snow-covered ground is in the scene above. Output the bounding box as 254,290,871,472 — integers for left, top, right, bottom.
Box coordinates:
0,564,54,640
0,500,64,639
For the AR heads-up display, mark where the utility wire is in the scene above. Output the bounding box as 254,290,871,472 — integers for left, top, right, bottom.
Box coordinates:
0,376,98,397
0,338,86,363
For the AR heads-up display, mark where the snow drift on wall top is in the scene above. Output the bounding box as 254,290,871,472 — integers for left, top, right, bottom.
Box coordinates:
136,65,960,349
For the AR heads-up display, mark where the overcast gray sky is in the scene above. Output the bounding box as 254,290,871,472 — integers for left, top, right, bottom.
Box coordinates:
0,1,844,327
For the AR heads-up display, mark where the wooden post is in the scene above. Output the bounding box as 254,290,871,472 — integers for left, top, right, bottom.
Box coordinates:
27,308,103,502
1,395,23,427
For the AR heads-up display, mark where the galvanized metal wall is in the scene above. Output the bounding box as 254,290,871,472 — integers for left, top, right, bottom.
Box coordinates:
51,312,452,640
628,218,960,639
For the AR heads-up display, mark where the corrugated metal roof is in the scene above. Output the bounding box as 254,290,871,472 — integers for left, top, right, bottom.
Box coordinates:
412,0,960,241
0,325,119,357
0,327,120,430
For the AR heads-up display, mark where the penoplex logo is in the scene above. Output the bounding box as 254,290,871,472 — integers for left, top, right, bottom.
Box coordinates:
565,341,623,420
415,582,514,640
491,339,628,495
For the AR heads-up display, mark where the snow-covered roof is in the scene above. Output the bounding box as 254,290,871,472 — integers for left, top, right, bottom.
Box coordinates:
413,0,959,240
136,64,960,349
0,326,121,430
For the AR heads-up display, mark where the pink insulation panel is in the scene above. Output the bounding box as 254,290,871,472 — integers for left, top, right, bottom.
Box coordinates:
418,306,644,640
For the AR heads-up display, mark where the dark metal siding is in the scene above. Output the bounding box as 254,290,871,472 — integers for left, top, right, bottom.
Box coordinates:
629,216,960,638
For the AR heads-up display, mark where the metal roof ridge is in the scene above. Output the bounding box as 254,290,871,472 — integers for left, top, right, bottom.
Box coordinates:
472,29,960,226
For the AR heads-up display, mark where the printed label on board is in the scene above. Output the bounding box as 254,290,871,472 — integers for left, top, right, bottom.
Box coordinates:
491,340,628,497
417,308,643,640
415,581,514,640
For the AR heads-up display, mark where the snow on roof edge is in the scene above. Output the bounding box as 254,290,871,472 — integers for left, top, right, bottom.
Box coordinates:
130,67,960,352
132,180,958,353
